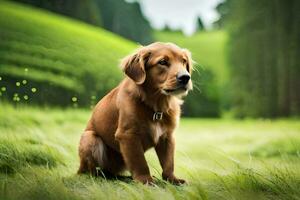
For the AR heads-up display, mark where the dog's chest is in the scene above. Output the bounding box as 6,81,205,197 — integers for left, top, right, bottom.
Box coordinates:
150,123,166,144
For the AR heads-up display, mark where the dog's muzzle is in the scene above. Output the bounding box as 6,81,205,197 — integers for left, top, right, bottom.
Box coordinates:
176,70,190,86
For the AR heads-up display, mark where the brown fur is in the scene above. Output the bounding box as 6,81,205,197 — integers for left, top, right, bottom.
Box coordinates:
78,42,193,185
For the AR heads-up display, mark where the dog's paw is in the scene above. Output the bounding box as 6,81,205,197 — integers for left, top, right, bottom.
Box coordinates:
163,175,187,185
134,175,154,185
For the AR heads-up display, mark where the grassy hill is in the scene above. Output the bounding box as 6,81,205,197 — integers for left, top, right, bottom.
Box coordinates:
0,0,136,107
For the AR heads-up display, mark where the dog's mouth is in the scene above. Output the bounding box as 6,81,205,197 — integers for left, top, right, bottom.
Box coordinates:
162,86,189,96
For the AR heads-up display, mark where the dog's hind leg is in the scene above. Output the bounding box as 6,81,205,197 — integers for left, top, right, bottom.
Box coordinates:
78,131,126,177
78,130,106,176
102,145,126,177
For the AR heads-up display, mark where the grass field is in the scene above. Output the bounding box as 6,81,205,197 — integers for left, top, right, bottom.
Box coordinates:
0,103,299,200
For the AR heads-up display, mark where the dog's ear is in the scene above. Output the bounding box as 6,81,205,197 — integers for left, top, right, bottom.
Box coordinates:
183,49,194,74
120,48,150,85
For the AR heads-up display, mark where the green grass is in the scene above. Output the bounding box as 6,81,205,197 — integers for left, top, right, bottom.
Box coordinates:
0,103,299,200
0,0,136,106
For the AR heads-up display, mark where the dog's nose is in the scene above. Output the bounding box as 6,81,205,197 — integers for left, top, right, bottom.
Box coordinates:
177,71,190,85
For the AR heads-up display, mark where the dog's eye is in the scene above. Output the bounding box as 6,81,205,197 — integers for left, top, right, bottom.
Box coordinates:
183,59,187,64
158,59,168,66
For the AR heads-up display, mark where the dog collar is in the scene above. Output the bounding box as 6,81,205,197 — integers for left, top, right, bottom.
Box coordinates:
153,111,163,121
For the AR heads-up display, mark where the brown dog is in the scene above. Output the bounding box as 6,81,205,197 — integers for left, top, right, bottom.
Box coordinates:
78,42,193,185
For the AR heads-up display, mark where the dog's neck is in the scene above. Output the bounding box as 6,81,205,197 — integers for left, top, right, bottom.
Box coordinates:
122,78,182,115
141,89,170,111
138,83,181,115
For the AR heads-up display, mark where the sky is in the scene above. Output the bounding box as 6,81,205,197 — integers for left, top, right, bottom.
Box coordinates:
139,0,223,35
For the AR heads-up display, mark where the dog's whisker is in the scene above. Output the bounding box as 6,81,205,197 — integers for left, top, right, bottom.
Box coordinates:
192,84,202,93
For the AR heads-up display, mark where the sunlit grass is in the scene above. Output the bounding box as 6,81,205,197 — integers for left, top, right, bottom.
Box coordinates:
0,103,299,199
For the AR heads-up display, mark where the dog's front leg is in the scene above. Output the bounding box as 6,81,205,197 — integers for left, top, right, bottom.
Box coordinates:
116,133,153,184
155,136,186,185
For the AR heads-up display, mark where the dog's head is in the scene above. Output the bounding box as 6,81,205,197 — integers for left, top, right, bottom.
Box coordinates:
121,42,193,97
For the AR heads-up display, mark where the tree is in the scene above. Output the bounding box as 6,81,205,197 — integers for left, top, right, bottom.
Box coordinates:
213,1,231,29
196,17,205,31
220,0,300,118
95,0,153,44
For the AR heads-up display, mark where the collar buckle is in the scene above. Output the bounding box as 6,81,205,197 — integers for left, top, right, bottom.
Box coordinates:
153,112,163,121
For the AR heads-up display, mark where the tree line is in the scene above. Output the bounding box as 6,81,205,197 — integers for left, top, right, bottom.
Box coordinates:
216,0,300,118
